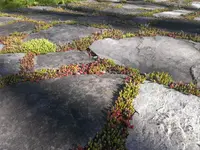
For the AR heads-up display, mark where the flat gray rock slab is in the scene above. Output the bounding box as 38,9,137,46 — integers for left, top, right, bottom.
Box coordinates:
0,21,36,36
90,36,200,84
25,24,101,46
112,3,166,10
126,81,200,150
0,17,19,26
0,53,25,77
34,51,94,70
0,74,125,149
153,10,193,19
103,6,146,16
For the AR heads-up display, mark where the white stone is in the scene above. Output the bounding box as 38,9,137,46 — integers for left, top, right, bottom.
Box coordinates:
194,17,200,21
126,81,200,150
191,2,200,9
153,10,193,18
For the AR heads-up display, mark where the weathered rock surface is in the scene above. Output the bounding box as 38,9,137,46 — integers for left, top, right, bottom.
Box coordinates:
153,10,193,19
0,21,36,36
89,36,200,84
126,81,200,150
0,53,25,77
34,51,94,70
25,24,100,45
0,17,19,26
0,74,125,150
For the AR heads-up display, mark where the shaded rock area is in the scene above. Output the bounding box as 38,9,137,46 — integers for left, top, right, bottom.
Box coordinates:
126,81,200,150
0,21,36,36
25,24,101,45
0,74,125,150
0,53,25,77
90,36,200,84
34,51,94,70
149,19,200,34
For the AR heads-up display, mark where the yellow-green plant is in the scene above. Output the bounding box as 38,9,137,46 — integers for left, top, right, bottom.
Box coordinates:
20,38,56,54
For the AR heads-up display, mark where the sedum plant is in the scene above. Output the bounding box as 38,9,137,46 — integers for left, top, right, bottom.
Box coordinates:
20,38,56,54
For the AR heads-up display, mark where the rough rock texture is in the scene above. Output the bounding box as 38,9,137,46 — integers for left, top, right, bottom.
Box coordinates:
25,24,101,45
153,10,193,18
126,81,200,150
90,36,200,84
0,74,125,150
0,17,19,26
0,53,25,77
0,21,36,36
191,63,200,87
34,51,94,70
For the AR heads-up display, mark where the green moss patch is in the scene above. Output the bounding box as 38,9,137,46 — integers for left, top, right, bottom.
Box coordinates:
0,32,28,53
20,38,56,54
147,71,200,97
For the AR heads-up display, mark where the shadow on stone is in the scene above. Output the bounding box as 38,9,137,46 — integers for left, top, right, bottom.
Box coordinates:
0,74,125,149
3,5,200,35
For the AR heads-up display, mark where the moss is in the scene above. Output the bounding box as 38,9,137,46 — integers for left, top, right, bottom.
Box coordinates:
68,1,112,10
147,71,173,86
0,32,28,53
85,75,146,149
58,29,124,51
169,82,200,96
20,38,56,54
182,11,200,20
137,26,200,42
135,8,169,17
19,52,35,72
147,71,200,97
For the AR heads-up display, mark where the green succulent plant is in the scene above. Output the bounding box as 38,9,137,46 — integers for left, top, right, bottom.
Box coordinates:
21,38,56,54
